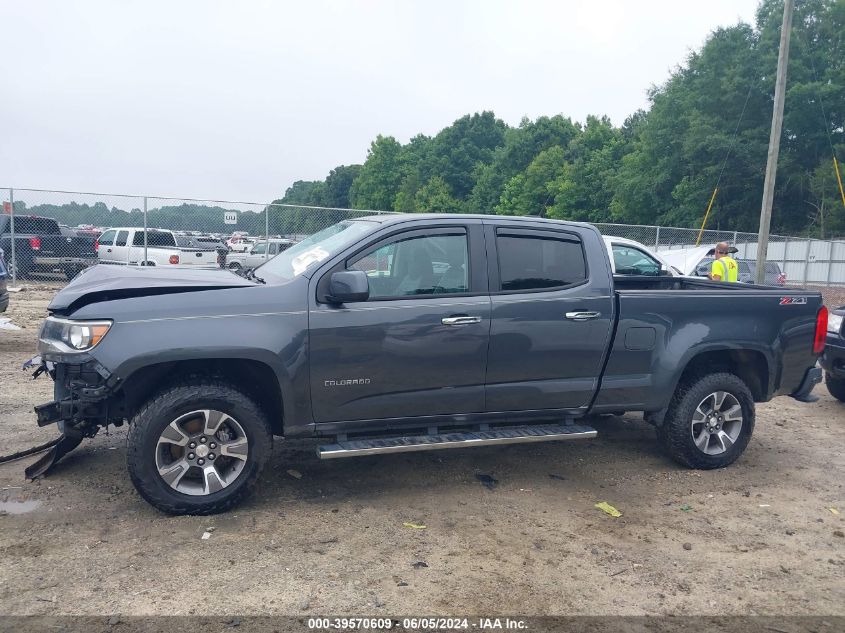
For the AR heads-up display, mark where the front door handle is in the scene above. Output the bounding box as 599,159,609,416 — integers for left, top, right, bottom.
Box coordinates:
106,248,112,252
565,311,601,321
442,316,482,326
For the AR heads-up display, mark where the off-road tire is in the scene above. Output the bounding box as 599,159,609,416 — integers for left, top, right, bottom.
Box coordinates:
825,372,845,402
659,372,755,469
127,378,272,515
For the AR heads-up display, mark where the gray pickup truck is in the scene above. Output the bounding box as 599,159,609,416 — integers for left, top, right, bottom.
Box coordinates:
26,214,826,515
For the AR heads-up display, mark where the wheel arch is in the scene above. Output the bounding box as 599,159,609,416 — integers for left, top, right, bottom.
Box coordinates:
118,358,285,435
675,346,771,402
647,345,772,427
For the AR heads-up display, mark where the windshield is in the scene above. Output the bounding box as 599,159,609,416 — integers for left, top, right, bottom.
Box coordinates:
256,220,377,281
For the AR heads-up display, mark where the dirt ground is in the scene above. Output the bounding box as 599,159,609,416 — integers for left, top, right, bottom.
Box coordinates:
0,282,843,617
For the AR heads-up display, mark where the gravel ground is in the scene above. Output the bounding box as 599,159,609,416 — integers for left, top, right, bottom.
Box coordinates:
0,282,843,617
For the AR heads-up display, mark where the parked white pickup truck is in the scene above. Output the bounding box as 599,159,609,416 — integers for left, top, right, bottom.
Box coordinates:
96,228,220,269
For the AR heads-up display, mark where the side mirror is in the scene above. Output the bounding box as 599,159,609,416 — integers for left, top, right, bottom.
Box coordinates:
328,270,369,304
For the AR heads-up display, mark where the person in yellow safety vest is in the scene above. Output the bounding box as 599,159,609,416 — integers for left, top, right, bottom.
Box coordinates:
710,241,738,282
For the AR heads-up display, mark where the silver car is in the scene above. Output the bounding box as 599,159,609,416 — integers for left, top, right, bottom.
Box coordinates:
240,238,295,270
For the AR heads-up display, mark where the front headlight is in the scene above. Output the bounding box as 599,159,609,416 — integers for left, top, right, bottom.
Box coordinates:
828,313,843,335
39,317,112,353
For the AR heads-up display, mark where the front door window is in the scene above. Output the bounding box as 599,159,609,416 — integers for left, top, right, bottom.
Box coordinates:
349,233,469,298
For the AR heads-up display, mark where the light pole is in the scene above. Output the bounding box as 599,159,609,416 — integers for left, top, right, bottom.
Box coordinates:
756,0,794,284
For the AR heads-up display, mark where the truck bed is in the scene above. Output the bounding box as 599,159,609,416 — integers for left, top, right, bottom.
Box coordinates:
597,275,823,414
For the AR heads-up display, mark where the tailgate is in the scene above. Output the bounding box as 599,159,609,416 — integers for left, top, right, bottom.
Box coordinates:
38,236,96,259
178,248,219,267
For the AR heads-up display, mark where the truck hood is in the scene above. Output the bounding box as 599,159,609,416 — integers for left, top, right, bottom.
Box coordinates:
49,264,256,312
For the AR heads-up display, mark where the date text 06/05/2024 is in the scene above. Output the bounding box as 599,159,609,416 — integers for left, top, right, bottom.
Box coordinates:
306,617,528,630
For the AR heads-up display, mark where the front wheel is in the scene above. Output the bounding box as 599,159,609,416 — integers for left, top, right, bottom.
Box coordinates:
659,372,755,469
127,379,272,515
825,372,845,402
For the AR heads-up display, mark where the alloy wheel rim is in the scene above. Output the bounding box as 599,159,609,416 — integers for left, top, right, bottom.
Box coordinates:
690,391,743,455
155,409,249,496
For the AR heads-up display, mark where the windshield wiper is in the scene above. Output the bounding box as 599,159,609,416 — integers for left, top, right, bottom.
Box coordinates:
244,268,266,284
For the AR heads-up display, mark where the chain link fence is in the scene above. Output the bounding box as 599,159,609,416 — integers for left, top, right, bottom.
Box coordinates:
2,187,844,289
0,188,388,283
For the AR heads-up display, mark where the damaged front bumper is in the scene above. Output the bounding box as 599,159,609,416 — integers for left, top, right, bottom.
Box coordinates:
23,354,122,477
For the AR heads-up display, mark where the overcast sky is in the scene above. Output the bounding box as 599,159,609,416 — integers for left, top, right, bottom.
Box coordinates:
1,0,760,203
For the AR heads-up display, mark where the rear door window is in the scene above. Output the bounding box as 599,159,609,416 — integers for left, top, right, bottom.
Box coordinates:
8,217,60,234
115,231,129,246
133,231,176,247
495,230,586,291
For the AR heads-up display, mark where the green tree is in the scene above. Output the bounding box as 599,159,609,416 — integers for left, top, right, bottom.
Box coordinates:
549,117,627,222
469,115,580,213
611,0,845,233
426,111,507,199
349,135,404,210
280,180,325,206
495,146,567,217
321,164,362,208
414,176,463,213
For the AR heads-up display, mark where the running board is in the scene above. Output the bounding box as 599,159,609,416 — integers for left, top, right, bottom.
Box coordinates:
317,424,596,459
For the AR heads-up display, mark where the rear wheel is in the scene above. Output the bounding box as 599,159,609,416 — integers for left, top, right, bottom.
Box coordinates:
825,372,845,402
659,372,754,469
127,379,272,515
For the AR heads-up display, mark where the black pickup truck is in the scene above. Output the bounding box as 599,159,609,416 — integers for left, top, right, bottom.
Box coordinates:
1,215,98,280
26,214,826,514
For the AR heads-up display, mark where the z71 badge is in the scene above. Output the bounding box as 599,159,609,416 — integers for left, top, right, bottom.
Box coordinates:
779,296,807,305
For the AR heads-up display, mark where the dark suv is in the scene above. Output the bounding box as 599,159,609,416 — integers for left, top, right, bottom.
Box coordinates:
821,307,845,402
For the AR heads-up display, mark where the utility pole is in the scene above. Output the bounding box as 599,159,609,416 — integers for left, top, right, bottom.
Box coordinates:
756,0,794,284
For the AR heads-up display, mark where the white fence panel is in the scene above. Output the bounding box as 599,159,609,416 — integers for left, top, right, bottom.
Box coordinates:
830,241,845,261
785,239,808,259
809,240,830,260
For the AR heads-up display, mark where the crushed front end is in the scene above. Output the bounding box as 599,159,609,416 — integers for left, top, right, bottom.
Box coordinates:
24,317,123,478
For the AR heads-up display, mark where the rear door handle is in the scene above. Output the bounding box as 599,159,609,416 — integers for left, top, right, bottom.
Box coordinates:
442,316,482,326
565,311,601,321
